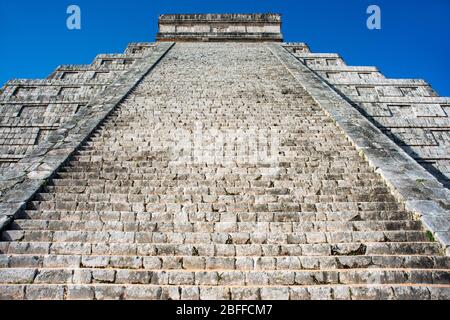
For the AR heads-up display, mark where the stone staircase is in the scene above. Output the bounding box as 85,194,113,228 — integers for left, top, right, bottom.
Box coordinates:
0,43,449,300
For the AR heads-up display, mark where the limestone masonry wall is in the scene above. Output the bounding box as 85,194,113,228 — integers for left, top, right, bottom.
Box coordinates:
157,13,283,42
284,43,450,188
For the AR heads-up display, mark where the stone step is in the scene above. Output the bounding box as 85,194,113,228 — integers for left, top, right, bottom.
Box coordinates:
46,182,388,192
39,184,394,197
40,180,386,190
78,142,359,149
33,192,395,203
10,217,423,230
55,177,385,188
75,149,364,160
57,168,383,180
41,186,392,198
0,241,443,256
66,150,369,160
2,229,429,245
0,268,449,286
85,141,360,149
50,174,390,189
62,159,371,167
91,120,345,125
1,284,449,300
66,161,371,171
2,254,449,270
86,127,350,134
17,210,414,222
47,179,388,190
71,149,369,158
9,219,423,233
58,168,386,182
27,200,405,212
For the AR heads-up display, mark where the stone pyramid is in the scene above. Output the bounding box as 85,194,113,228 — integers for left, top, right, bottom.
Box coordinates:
0,14,449,300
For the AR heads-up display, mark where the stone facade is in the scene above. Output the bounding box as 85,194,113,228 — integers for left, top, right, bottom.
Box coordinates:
0,14,449,300
157,14,283,42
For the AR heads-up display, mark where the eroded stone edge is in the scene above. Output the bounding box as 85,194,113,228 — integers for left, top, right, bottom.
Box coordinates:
0,42,175,231
268,43,450,255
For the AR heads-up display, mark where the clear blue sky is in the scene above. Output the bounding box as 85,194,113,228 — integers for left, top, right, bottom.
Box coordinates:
1,0,449,96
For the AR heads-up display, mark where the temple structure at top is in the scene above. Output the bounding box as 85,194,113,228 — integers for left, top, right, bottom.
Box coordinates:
0,12,449,300
156,13,283,42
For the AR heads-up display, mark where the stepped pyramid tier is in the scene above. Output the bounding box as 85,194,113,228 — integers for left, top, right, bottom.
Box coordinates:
0,14,449,300
283,43,450,189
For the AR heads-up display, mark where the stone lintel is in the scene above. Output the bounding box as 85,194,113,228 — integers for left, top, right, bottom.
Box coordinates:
157,13,283,42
